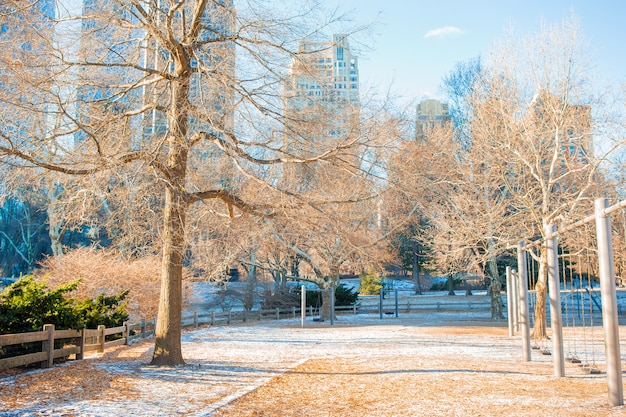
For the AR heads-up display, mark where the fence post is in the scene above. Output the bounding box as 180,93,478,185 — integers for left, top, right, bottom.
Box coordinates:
595,198,623,406
211,311,215,326
122,321,129,346
258,309,262,321
41,324,55,368
505,266,512,334
275,307,280,320
140,319,146,339
394,289,398,318
76,327,86,360
227,310,231,324
517,241,532,362
194,311,198,327
379,288,383,319
242,310,247,323
546,224,564,377
98,325,106,353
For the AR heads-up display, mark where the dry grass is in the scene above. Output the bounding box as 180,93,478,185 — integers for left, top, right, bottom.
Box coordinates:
0,340,153,411
212,357,614,417
1,319,625,416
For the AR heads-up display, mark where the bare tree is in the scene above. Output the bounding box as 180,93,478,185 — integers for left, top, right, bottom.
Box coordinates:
0,1,380,365
441,17,623,337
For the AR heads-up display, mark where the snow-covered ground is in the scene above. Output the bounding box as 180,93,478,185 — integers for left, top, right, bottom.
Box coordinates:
2,309,624,416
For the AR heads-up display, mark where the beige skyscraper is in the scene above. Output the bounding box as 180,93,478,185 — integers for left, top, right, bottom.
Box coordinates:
282,34,361,188
416,99,451,140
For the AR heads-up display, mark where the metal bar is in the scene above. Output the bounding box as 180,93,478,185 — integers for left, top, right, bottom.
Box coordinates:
301,285,306,328
506,266,514,337
517,242,532,362
595,198,623,406
546,224,564,377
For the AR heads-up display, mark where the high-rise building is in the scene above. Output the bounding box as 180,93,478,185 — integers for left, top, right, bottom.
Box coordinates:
283,34,360,188
415,99,451,140
76,0,235,152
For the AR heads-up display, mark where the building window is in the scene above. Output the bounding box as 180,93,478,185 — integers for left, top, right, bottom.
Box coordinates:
336,47,344,61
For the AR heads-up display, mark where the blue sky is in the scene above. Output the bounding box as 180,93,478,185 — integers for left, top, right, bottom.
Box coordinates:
331,0,626,103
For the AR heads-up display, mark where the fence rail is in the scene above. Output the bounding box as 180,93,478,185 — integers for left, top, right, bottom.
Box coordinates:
0,318,156,372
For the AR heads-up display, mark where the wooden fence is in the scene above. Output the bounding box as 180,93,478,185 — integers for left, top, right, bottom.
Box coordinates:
0,297,492,372
0,319,156,371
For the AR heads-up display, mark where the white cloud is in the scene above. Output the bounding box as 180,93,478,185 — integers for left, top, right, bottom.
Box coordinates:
424,26,464,39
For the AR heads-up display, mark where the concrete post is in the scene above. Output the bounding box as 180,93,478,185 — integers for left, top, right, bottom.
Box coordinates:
512,269,520,332
506,266,514,337
517,241,532,362
595,198,623,406
546,224,564,377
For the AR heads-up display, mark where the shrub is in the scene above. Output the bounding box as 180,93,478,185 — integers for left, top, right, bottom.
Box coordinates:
36,247,193,320
359,270,383,295
334,284,359,306
0,276,129,360
0,276,129,335
290,283,358,308
0,276,81,335
75,291,129,330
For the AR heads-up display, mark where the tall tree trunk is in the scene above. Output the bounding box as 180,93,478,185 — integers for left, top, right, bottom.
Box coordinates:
151,184,187,366
151,63,190,366
46,183,65,256
412,240,421,295
47,205,65,256
244,248,258,311
447,275,456,295
531,252,548,340
320,270,339,320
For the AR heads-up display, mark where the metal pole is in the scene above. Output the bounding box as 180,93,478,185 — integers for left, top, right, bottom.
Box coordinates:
506,266,514,337
517,241,532,362
512,269,520,332
301,285,306,329
595,198,623,406
379,287,383,320
546,224,564,377
330,287,335,326
395,289,399,317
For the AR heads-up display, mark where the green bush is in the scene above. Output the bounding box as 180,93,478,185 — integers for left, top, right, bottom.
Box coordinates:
0,276,81,334
359,270,383,295
334,284,359,306
0,275,129,335
75,291,129,330
291,283,359,307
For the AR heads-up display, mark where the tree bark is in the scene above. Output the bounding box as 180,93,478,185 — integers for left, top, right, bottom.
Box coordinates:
412,240,421,295
47,205,65,257
151,61,190,366
531,253,548,340
151,184,187,366
244,248,257,311
320,270,339,320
